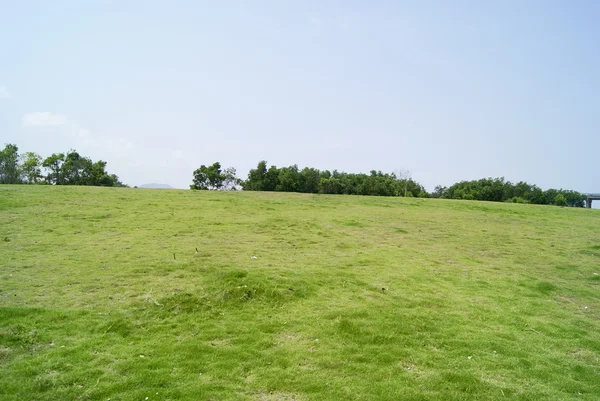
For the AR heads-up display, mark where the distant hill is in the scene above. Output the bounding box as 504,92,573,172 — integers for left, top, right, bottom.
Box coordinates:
138,183,174,189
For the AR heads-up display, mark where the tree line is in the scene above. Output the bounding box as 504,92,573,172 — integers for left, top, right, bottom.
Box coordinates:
191,160,587,207
2,144,586,208
192,160,426,197
243,161,427,197
0,143,126,187
431,178,586,207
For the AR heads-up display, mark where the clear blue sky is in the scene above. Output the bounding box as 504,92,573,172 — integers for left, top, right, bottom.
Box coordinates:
1,1,599,193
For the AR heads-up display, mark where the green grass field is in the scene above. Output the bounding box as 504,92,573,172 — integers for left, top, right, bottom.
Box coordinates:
1,185,599,400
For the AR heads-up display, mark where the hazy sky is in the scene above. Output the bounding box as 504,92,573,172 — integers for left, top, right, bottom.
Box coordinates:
1,1,599,192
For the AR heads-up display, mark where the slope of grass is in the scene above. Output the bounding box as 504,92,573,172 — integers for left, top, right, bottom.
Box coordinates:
1,185,599,400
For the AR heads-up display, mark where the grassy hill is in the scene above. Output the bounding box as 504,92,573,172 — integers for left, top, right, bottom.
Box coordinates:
1,185,599,400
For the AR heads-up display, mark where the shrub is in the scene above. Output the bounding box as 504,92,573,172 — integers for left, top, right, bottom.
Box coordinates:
508,197,529,204
555,194,567,207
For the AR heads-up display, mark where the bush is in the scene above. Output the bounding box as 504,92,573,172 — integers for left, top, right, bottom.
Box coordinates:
508,197,529,204
555,194,567,207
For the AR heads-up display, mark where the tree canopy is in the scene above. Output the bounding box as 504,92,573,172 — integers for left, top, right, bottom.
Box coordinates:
193,160,586,207
190,162,241,190
3,142,587,209
241,161,427,197
0,143,127,187
435,177,586,207
0,144,21,184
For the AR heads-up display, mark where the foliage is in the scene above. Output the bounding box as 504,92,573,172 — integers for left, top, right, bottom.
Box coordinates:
0,144,22,184
221,167,242,190
441,177,586,207
206,162,586,206
0,143,126,187
431,185,448,198
507,196,529,204
1,186,599,400
191,162,241,190
0,144,127,187
19,152,42,183
243,161,427,197
560,190,587,207
243,160,278,191
555,193,567,207
42,153,66,185
88,160,127,187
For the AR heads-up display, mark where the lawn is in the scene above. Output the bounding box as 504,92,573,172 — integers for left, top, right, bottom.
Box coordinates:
1,185,599,400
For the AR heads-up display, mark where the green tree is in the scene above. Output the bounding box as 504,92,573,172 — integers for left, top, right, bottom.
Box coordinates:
265,166,280,191
20,152,43,184
89,160,109,185
555,193,567,207
240,160,429,198
440,178,583,207
513,181,532,199
222,167,242,190
561,190,585,207
276,165,299,192
431,185,448,198
84,160,126,187
104,173,127,187
529,186,545,204
191,162,224,190
319,177,343,194
244,160,268,191
61,150,94,185
0,143,22,184
42,153,65,185
298,167,320,193
544,188,559,205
